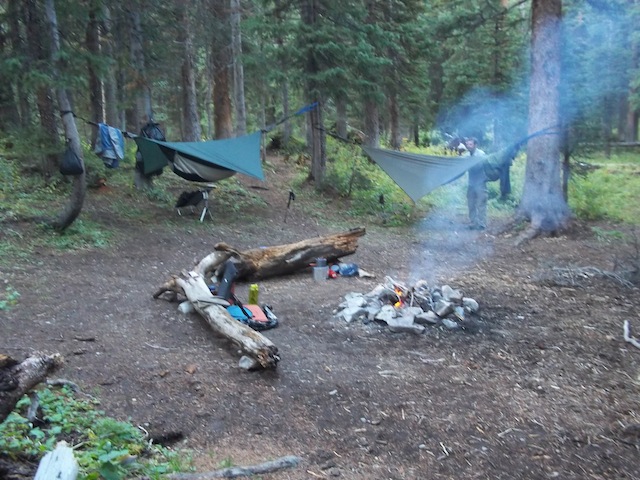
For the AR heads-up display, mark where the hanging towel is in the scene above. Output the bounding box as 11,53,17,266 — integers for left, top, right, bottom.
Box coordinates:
94,123,125,168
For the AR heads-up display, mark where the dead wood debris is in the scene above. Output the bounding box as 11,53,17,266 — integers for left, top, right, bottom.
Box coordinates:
167,455,302,479
537,266,634,288
623,320,640,350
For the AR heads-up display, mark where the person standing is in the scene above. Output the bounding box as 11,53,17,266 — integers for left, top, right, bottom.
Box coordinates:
463,137,487,230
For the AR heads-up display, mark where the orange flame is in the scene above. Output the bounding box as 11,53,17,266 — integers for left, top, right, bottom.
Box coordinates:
394,287,404,308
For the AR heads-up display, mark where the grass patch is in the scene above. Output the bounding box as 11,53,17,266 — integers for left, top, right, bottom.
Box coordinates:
0,284,20,311
36,219,114,250
569,156,640,223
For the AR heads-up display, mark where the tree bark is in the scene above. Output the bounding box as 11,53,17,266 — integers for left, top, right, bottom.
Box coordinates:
388,92,401,150
0,353,63,424
517,0,570,238
25,0,58,181
178,0,202,142
364,99,380,148
45,0,87,232
86,7,102,149
101,5,119,127
212,0,234,139
301,0,326,184
129,8,152,128
230,0,247,137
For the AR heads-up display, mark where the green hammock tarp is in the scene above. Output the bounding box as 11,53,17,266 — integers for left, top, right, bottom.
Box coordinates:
135,131,265,182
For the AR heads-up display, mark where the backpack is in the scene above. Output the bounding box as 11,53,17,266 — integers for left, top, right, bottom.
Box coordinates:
135,121,166,176
59,144,84,176
140,121,166,142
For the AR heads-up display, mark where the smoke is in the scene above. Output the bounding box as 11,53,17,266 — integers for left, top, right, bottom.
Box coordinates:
407,2,635,283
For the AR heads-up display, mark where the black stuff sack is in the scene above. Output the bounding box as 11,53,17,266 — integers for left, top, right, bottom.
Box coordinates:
60,146,84,176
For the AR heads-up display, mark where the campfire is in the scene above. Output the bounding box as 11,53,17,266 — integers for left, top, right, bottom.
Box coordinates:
334,277,480,334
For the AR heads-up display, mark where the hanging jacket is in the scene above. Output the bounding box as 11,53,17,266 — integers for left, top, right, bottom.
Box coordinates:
94,123,125,168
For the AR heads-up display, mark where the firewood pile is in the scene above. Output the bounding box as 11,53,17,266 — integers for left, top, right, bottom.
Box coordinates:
334,277,480,334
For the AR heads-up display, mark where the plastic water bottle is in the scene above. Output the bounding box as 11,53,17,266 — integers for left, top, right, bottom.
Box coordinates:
248,284,259,304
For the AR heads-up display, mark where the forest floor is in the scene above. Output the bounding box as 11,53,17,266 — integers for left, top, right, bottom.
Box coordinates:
2,152,640,479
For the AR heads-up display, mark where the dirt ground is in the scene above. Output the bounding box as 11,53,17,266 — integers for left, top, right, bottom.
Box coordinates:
2,153,640,479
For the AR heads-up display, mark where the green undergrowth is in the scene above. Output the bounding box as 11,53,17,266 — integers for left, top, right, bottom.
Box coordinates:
0,386,189,479
0,139,267,255
568,153,640,223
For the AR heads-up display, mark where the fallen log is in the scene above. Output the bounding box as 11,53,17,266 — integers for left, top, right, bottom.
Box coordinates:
151,228,366,369
153,227,366,299
175,272,279,369
195,226,366,280
0,353,64,424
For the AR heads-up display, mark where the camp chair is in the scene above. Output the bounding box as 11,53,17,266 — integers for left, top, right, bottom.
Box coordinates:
175,184,216,222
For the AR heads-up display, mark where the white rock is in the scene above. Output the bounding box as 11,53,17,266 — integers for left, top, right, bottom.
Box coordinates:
442,318,459,330
374,305,398,323
415,310,440,325
386,316,426,335
463,297,479,312
178,301,195,314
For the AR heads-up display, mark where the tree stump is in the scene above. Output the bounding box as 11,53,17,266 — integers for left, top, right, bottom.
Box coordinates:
0,353,63,424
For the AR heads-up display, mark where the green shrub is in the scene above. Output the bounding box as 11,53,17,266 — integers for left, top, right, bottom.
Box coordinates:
0,386,188,479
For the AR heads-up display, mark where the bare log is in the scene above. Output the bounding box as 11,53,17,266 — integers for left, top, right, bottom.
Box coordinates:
176,272,279,369
0,353,64,424
153,229,366,368
204,227,366,280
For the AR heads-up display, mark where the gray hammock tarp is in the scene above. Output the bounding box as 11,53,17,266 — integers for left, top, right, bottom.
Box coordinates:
135,131,265,183
362,147,486,202
362,144,525,203
362,129,557,202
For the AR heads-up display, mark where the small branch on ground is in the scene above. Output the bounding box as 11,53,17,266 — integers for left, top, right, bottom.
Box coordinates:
167,455,302,479
544,266,634,288
623,321,640,350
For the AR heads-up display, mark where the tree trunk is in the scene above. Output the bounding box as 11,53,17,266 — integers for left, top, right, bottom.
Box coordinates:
25,0,58,181
45,0,87,231
308,99,326,183
301,0,326,184
626,37,639,142
0,13,20,130
0,353,63,424
205,51,214,139
230,0,247,137
7,0,28,128
129,8,152,128
129,7,155,189
212,0,234,139
178,1,201,141
86,7,102,148
364,99,379,148
281,80,291,145
388,92,401,150
336,96,348,139
101,5,119,127
518,0,570,239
